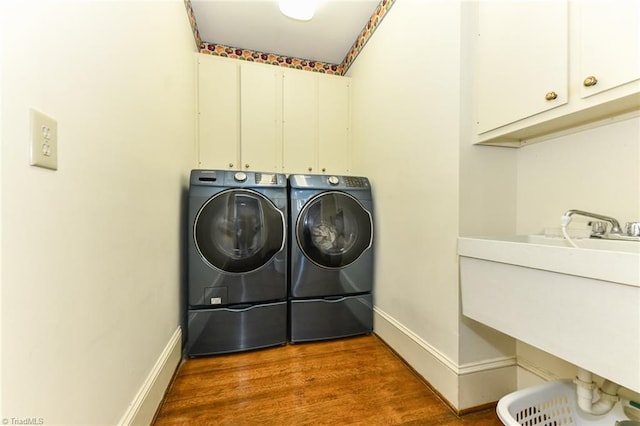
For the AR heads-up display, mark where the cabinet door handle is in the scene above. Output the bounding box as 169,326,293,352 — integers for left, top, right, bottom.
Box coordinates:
545,91,558,101
308,167,313,172
321,167,326,172
583,76,598,87
245,164,250,169
228,163,234,168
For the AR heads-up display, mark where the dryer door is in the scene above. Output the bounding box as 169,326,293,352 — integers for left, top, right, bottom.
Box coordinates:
194,189,285,273
296,191,373,269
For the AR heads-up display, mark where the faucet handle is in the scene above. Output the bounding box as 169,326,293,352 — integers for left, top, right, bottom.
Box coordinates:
625,222,640,237
588,221,608,236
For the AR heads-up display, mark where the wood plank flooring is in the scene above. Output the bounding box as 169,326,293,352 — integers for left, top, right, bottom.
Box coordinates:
153,335,503,425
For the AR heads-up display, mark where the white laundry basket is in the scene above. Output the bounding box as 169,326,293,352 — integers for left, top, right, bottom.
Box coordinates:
497,379,629,426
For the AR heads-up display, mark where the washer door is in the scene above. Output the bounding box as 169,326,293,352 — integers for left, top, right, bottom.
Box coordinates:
296,191,373,269
194,189,285,273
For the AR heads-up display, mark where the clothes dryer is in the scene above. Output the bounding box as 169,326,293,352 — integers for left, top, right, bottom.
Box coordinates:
288,174,374,343
187,170,288,356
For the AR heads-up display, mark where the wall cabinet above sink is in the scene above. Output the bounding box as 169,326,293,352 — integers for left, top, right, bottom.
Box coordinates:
458,235,640,392
474,0,640,147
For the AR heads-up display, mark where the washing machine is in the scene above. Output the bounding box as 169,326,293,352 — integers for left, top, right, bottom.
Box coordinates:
186,170,288,356
288,174,374,343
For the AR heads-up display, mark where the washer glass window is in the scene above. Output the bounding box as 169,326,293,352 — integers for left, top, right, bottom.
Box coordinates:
194,189,285,273
297,191,372,269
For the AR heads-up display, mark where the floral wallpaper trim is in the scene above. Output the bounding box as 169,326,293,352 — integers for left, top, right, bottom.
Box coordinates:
341,0,395,74
189,0,396,76
199,42,343,75
183,0,202,49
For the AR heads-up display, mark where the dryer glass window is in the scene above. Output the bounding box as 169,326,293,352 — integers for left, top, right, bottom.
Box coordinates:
297,191,372,269
194,189,285,273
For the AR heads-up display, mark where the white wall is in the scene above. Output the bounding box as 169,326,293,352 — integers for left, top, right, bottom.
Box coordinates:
349,0,462,363
0,8,4,416
517,117,640,234
1,1,196,424
457,3,518,406
349,0,517,410
514,116,640,387
351,0,639,406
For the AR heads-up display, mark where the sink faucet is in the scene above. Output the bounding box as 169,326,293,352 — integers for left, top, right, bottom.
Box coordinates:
562,209,623,235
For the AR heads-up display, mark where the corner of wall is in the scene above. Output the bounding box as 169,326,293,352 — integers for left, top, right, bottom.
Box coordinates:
374,308,517,412
119,327,182,426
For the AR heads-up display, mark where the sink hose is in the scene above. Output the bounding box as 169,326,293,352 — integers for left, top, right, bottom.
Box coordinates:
561,214,579,248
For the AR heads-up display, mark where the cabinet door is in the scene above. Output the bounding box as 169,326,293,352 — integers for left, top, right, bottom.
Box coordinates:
197,55,240,170
318,75,350,175
283,69,317,174
240,63,282,172
476,1,568,134
577,0,640,98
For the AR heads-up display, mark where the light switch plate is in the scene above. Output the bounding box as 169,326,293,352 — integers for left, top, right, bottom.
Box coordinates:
30,108,58,170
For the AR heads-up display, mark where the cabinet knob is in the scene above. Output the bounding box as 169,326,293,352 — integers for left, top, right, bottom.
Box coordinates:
545,91,558,101
245,164,250,169
322,168,326,172
583,76,598,87
308,167,313,172
228,163,234,168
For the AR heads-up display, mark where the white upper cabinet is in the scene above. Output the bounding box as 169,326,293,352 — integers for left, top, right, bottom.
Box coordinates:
474,0,640,146
197,54,351,174
577,0,640,99
283,69,316,174
197,55,283,172
197,55,240,170
476,1,568,135
283,68,351,175
240,62,283,172
318,76,350,175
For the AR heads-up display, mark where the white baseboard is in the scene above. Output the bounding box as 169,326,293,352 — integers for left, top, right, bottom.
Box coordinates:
374,307,516,411
458,363,517,410
118,326,182,426
374,307,460,407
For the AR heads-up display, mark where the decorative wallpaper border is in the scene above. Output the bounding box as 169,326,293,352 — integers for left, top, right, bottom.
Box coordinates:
183,0,202,50
341,0,395,74
199,42,343,75
185,0,395,76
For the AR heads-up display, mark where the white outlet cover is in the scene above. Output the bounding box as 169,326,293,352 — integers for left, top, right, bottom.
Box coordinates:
30,108,58,170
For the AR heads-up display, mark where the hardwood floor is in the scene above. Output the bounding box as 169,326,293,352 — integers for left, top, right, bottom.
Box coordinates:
153,335,503,425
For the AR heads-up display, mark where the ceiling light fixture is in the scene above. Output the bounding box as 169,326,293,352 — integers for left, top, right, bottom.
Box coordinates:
279,0,319,21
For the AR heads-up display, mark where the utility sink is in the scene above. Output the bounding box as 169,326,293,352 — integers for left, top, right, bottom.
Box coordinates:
458,235,640,392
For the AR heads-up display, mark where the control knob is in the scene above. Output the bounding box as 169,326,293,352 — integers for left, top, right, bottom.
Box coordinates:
234,171,247,182
328,176,340,186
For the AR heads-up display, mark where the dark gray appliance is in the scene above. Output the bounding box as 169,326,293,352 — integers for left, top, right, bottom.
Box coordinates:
186,170,288,356
288,174,374,343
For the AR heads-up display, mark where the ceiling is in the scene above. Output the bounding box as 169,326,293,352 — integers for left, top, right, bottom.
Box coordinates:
190,0,382,65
